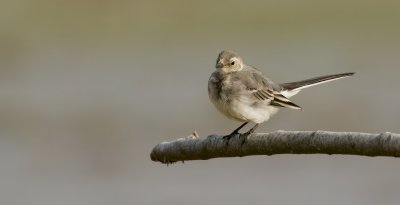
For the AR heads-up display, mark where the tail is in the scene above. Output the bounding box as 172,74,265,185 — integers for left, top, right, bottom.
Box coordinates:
280,72,355,92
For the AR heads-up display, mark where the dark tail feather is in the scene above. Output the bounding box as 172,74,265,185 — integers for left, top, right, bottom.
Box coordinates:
280,72,355,91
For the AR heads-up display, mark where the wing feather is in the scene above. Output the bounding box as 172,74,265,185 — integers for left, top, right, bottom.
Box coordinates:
245,70,302,109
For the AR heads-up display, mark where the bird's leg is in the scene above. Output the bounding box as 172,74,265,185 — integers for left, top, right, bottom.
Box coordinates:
231,122,249,135
222,122,248,141
239,124,259,144
245,123,259,135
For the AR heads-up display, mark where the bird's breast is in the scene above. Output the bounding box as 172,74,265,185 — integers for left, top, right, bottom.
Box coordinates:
208,72,279,123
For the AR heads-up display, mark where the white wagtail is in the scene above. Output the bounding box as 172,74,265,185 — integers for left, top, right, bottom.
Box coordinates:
208,50,354,140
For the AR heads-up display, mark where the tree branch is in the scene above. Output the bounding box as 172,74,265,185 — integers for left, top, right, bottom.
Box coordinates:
150,130,400,164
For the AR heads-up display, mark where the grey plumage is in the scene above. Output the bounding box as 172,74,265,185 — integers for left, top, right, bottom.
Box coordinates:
208,50,354,135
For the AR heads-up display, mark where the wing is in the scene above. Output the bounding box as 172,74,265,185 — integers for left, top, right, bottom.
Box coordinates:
245,70,302,110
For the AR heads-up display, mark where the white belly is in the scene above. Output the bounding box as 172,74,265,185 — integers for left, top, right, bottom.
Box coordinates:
212,94,280,124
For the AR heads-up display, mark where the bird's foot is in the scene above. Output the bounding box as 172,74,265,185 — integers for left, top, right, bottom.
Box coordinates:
222,132,249,146
245,124,258,135
222,134,234,141
239,124,259,145
222,130,240,145
238,133,247,145
222,122,255,146
223,131,248,146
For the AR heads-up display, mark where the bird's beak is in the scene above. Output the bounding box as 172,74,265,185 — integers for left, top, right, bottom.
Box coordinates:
216,62,224,69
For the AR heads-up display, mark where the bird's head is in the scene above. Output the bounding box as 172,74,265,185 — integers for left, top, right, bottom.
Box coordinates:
215,50,244,73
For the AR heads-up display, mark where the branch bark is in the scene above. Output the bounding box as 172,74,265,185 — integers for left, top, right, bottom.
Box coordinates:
150,130,400,164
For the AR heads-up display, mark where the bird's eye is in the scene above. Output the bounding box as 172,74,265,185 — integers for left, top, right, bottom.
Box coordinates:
230,61,235,65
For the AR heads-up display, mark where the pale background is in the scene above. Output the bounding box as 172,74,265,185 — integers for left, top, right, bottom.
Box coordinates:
1,0,400,204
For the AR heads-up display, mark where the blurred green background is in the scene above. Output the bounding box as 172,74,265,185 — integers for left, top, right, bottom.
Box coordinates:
1,0,400,204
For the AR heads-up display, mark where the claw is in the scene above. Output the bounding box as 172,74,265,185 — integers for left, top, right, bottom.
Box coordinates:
222,122,256,146
239,124,259,145
222,134,234,141
222,131,238,145
239,133,247,145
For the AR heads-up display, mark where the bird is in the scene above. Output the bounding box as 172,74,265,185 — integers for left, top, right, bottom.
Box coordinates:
208,50,354,141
